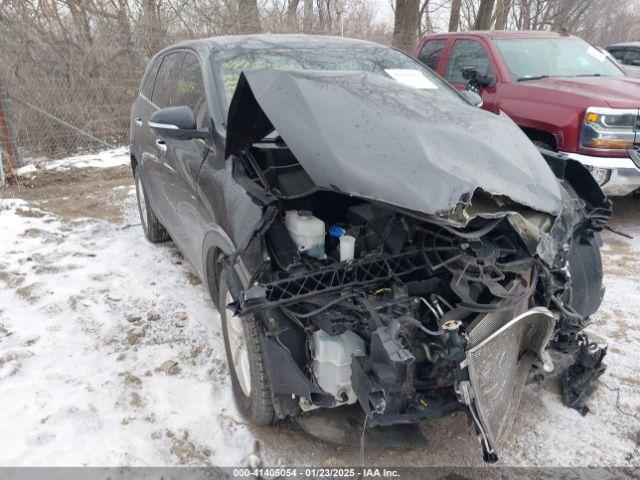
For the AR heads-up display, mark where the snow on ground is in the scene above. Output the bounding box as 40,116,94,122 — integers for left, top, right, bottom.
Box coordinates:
0,198,254,466
43,147,130,171
0,160,640,467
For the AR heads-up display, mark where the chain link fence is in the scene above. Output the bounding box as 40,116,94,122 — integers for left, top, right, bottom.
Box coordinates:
1,76,140,162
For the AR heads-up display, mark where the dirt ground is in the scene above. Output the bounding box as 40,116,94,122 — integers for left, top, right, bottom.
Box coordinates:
1,164,640,468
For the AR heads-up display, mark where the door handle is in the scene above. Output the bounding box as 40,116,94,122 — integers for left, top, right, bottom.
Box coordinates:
135,117,143,126
155,139,167,154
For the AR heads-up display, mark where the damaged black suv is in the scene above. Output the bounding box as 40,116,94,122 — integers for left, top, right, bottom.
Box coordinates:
130,35,611,461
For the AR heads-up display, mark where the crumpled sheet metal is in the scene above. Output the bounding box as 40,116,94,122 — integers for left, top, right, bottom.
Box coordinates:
226,69,563,218
466,307,555,449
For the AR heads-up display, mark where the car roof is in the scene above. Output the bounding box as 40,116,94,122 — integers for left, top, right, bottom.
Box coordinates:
160,34,384,56
607,42,640,48
422,30,577,40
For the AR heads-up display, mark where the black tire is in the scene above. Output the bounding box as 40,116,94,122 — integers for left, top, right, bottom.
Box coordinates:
219,268,276,426
134,168,170,243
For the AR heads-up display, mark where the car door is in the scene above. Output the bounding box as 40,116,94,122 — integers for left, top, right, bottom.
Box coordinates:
167,51,216,273
443,38,500,113
145,51,185,230
131,57,163,217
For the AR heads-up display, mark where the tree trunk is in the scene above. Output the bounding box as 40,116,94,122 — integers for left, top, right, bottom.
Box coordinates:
286,0,300,30
303,0,313,33
448,0,462,32
142,0,165,57
494,0,511,29
238,0,262,34
474,0,496,30
393,0,420,53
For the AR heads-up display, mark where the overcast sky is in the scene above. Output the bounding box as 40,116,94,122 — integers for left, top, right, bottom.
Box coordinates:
372,0,394,24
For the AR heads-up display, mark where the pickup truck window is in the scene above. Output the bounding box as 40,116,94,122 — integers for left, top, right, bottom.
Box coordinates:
444,39,492,84
495,38,624,81
418,39,446,71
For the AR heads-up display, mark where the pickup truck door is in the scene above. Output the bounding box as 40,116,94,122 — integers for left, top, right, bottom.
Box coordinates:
442,38,501,114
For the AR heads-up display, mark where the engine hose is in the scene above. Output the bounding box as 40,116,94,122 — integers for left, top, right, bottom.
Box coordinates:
400,316,445,336
551,295,584,323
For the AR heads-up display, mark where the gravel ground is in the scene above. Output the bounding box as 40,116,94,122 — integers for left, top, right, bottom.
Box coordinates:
0,159,639,468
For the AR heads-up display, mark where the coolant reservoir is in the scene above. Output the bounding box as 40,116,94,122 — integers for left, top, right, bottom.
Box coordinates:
284,210,326,259
312,330,365,405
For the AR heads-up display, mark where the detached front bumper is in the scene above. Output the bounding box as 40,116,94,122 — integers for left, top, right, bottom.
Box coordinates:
560,150,640,196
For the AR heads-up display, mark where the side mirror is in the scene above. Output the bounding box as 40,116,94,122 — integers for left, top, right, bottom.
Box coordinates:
460,90,484,108
461,66,479,81
631,59,640,67
461,66,496,88
149,106,209,140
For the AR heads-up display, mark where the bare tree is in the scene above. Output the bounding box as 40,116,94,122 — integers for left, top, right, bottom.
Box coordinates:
448,0,463,31
393,0,420,52
303,0,314,32
238,0,262,33
494,0,511,29
473,0,496,29
287,0,301,29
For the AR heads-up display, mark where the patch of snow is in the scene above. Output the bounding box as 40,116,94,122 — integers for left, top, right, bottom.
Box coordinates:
17,164,37,176
45,147,130,171
0,196,254,467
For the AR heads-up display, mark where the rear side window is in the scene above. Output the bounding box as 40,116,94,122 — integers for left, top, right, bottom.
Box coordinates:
141,58,161,99
175,53,209,129
418,40,446,71
445,39,492,84
151,53,184,108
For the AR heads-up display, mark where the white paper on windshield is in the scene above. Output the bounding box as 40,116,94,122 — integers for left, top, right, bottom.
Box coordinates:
384,69,438,89
586,46,607,62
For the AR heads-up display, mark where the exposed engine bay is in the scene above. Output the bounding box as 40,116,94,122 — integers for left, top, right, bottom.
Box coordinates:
221,69,612,461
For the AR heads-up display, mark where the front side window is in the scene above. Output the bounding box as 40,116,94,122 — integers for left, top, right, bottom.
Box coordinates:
418,39,446,71
175,53,209,129
151,52,184,108
213,45,462,109
444,39,492,84
495,38,624,81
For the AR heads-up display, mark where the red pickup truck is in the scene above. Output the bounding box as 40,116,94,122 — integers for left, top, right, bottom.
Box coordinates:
414,30,640,196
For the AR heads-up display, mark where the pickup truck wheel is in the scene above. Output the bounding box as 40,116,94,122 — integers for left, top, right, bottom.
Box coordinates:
134,169,170,243
219,269,276,426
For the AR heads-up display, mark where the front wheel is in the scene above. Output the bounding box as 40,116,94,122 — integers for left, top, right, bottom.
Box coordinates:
134,169,170,243
219,268,276,425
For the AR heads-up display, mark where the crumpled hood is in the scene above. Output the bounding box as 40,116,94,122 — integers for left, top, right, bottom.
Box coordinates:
520,76,640,108
226,69,562,217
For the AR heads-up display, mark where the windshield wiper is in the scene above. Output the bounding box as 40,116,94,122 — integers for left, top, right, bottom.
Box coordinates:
574,73,605,77
517,75,551,82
